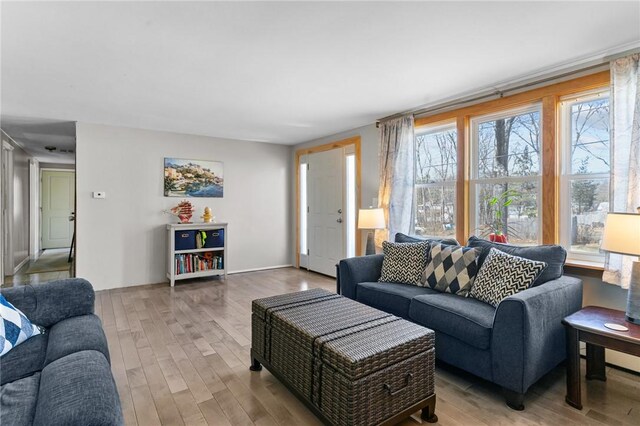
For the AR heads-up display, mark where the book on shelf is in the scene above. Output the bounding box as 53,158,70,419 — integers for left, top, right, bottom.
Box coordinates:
174,253,224,275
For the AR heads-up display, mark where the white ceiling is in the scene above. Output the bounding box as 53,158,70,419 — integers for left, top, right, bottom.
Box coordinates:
2,1,639,145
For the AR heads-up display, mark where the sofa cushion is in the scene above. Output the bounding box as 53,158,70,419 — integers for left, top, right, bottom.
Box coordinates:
0,333,48,386
1,294,42,357
470,248,547,307
33,350,123,426
395,233,459,246
44,314,110,367
357,281,438,318
409,293,496,350
379,241,430,286
0,372,40,426
422,244,480,296
467,236,566,286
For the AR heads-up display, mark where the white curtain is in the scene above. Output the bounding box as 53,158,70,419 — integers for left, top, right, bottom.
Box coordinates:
375,115,415,247
603,53,640,289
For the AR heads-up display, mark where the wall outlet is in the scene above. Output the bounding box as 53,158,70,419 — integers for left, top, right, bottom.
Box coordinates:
92,191,106,199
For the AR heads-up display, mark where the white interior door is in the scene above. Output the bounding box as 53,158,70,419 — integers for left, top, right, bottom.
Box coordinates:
307,148,344,277
41,170,75,249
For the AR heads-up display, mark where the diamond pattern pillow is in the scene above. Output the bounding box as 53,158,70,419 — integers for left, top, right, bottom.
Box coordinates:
469,248,547,307
379,241,430,286
421,244,480,296
0,294,42,357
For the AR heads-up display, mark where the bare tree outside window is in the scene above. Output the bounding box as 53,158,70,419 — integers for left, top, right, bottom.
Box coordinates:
414,125,457,237
474,109,541,245
565,96,610,254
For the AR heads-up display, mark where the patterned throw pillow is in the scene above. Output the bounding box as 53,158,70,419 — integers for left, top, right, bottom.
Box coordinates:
421,244,480,296
0,294,42,357
470,248,547,307
379,241,430,286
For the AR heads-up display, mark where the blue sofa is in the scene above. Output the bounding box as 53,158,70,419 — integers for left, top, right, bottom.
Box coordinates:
338,237,583,410
0,279,123,425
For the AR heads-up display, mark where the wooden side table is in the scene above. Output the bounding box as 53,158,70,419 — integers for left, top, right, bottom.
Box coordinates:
562,306,640,410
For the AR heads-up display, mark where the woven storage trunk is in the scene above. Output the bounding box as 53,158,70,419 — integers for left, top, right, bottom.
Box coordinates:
251,289,436,426
251,288,338,362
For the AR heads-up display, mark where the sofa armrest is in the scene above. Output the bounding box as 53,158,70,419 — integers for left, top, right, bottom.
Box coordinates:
338,255,384,299
491,275,583,394
1,278,95,328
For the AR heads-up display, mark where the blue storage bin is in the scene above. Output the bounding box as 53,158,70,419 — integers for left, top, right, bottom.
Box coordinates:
175,230,196,250
202,229,224,248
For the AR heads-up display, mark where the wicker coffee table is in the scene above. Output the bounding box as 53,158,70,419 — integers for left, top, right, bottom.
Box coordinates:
250,288,437,426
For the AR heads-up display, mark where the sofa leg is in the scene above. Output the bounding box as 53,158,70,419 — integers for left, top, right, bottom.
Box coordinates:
503,388,525,411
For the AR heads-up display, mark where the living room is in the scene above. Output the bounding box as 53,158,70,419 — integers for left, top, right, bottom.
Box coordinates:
1,1,639,425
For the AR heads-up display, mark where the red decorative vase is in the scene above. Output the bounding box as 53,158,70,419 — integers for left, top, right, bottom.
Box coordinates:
489,233,508,243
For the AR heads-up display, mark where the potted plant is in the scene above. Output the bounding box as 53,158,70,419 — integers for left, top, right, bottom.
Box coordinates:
483,189,521,243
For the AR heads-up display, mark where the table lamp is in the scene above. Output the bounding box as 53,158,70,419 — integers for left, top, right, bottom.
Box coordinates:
600,212,640,331
358,208,385,255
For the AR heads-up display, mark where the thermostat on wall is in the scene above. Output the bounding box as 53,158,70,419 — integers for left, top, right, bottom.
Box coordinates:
92,191,106,199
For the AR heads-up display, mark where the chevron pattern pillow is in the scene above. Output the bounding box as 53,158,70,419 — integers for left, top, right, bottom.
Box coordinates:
379,241,430,286
421,244,480,296
0,294,42,357
469,248,547,307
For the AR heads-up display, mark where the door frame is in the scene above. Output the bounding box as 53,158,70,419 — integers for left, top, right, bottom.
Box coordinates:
295,136,362,268
1,139,15,277
40,168,76,250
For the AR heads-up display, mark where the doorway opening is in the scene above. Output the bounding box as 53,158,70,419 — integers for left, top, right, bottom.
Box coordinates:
296,136,361,277
1,118,76,286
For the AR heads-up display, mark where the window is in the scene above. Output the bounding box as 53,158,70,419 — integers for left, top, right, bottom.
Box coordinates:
299,161,308,258
345,153,356,258
560,90,610,262
470,105,542,245
414,123,457,237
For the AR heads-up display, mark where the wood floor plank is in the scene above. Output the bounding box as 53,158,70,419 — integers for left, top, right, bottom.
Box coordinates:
93,268,640,426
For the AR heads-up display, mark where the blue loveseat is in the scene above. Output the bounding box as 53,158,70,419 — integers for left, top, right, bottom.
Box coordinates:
337,236,583,410
0,279,123,425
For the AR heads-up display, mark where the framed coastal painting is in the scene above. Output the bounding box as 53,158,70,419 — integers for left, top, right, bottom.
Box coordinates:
164,158,224,197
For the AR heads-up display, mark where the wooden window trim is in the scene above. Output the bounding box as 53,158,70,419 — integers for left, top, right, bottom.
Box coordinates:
415,71,610,252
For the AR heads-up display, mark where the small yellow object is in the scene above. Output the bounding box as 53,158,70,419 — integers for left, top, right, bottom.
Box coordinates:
201,207,213,223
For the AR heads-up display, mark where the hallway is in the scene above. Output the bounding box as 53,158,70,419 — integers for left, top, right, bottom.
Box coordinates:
2,248,72,287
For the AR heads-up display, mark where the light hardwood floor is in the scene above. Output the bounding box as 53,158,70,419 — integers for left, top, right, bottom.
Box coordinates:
95,268,640,426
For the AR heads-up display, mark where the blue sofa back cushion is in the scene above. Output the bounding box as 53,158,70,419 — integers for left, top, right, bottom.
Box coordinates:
395,233,459,246
467,236,566,286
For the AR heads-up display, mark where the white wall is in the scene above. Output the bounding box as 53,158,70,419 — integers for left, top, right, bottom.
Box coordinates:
290,123,379,263
76,123,292,291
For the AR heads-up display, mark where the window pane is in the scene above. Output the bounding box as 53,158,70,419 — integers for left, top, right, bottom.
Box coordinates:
475,181,539,245
570,178,609,253
570,98,610,174
477,111,541,178
300,163,307,254
414,185,455,237
415,126,457,183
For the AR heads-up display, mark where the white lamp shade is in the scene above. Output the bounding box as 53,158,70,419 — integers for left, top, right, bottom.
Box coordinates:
358,208,385,230
601,213,640,256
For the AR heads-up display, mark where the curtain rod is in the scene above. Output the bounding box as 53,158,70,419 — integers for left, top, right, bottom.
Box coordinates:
375,62,611,128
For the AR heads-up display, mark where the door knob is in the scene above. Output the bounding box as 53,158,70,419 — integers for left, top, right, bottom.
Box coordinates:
336,218,343,223
338,209,342,214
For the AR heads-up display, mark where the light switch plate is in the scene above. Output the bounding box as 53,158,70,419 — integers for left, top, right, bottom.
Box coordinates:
92,191,106,199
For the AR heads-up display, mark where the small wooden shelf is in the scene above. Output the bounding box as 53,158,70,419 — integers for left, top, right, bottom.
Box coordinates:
167,222,227,287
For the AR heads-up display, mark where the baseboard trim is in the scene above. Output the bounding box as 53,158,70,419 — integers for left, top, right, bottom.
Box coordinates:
12,256,30,274
228,265,293,275
579,354,640,376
